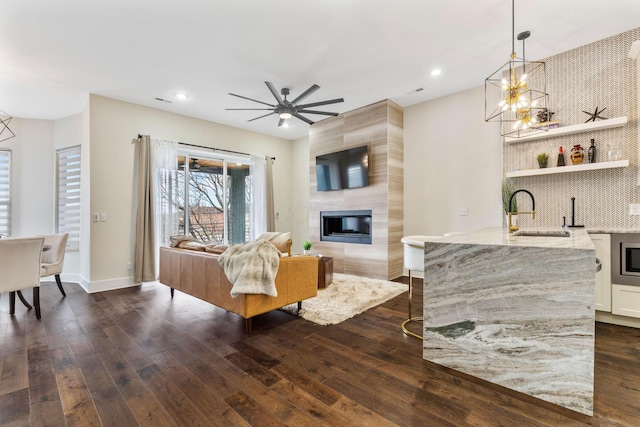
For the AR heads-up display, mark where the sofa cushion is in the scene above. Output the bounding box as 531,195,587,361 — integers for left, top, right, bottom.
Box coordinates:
257,232,292,256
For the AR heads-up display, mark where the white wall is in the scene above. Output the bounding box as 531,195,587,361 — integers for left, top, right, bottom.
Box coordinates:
88,95,294,291
5,118,55,237
403,86,502,236
290,135,310,253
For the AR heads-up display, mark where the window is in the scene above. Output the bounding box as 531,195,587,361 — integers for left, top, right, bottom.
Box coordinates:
160,151,254,245
0,149,10,236
56,146,81,251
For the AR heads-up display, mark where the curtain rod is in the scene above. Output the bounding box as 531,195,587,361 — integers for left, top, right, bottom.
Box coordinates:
136,134,275,160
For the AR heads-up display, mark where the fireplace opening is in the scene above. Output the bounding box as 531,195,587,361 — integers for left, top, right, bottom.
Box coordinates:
320,210,372,244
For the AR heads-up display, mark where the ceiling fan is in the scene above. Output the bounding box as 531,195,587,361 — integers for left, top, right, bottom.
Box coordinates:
227,81,344,127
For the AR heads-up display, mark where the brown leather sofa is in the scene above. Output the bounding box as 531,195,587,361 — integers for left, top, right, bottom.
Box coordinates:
159,245,318,332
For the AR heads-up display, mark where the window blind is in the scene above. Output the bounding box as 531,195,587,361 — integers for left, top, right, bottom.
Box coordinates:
0,149,10,236
57,146,81,251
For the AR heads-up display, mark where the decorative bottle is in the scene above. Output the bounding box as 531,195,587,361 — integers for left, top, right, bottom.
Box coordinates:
570,144,584,165
588,139,596,163
557,147,565,167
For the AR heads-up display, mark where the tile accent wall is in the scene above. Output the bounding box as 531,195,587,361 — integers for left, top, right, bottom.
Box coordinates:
503,28,640,230
309,100,404,280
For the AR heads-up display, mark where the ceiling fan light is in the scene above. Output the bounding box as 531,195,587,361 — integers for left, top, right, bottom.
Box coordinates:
279,112,292,119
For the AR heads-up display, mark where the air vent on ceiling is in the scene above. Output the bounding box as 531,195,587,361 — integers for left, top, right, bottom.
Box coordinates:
155,97,173,103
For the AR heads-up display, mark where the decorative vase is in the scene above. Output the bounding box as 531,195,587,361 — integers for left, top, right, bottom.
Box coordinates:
538,160,547,168
303,249,310,255
606,142,621,161
556,147,565,166
588,139,596,163
570,144,584,165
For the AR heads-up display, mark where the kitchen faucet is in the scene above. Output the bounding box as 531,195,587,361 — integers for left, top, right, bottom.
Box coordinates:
508,189,535,233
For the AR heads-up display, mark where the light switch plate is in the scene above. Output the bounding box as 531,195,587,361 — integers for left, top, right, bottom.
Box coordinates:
459,207,469,216
630,204,640,215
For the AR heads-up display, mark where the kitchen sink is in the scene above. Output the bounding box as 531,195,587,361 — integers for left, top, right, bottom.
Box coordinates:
512,230,571,237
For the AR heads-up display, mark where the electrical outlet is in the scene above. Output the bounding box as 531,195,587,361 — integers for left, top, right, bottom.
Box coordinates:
630,204,640,215
459,207,469,216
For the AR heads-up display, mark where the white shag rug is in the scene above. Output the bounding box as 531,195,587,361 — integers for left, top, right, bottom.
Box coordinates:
282,273,407,325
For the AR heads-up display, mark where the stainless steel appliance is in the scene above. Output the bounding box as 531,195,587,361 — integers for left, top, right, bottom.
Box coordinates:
611,233,640,286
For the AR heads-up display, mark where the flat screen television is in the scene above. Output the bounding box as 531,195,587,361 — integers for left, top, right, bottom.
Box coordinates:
315,145,369,191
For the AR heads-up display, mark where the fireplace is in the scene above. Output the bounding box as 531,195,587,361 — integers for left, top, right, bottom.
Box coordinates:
320,210,372,244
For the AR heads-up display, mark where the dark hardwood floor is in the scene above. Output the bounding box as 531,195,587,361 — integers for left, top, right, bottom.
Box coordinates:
1,277,639,426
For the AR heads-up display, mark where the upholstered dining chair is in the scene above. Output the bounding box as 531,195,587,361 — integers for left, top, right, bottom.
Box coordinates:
38,233,69,297
0,237,45,319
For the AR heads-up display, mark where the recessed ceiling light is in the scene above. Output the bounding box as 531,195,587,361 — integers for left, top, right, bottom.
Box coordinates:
430,69,442,77
175,92,189,100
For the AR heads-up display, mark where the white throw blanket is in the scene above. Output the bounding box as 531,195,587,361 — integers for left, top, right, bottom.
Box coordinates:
218,239,280,298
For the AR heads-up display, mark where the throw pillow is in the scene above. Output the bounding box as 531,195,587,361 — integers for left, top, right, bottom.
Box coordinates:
177,241,206,251
257,232,292,256
169,234,200,247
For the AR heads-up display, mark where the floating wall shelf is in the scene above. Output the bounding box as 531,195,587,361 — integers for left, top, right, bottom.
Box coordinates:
506,159,629,178
504,116,627,143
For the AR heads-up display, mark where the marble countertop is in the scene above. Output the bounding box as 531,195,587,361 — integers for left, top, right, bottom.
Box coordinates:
425,227,594,250
587,227,640,234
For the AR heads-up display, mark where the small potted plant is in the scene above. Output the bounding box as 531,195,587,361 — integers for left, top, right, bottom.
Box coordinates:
303,240,313,255
536,152,549,168
502,178,517,228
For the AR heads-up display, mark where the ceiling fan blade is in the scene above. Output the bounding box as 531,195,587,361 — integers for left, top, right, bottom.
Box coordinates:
265,81,284,104
226,108,274,111
229,92,275,107
297,109,339,116
296,98,344,109
291,84,320,105
293,112,314,125
248,112,276,122
278,118,285,127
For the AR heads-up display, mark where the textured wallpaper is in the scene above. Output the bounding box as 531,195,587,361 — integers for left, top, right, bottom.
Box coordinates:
503,28,640,230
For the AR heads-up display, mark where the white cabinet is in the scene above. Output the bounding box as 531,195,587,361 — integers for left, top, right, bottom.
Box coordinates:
612,284,640,318
590,234,611,312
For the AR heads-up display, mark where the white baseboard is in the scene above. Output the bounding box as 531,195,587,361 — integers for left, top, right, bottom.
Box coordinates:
595,311,640,329
85,276,141,293
44,274,143,294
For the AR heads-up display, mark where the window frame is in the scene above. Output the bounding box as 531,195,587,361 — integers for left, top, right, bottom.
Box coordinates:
175,148,252,245
0,148,11,237
56,145,81,251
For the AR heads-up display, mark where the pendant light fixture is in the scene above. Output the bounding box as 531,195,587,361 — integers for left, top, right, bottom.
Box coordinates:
0,109,15,143
485,0,548,138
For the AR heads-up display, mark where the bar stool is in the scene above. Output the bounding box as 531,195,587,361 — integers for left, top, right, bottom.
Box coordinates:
401,235,441,339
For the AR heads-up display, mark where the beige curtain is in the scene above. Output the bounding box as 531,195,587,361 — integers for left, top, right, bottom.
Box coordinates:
134,135,156,283
266,156,275,231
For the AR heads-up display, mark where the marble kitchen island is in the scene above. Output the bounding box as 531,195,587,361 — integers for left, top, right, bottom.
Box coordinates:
422,227,596,416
